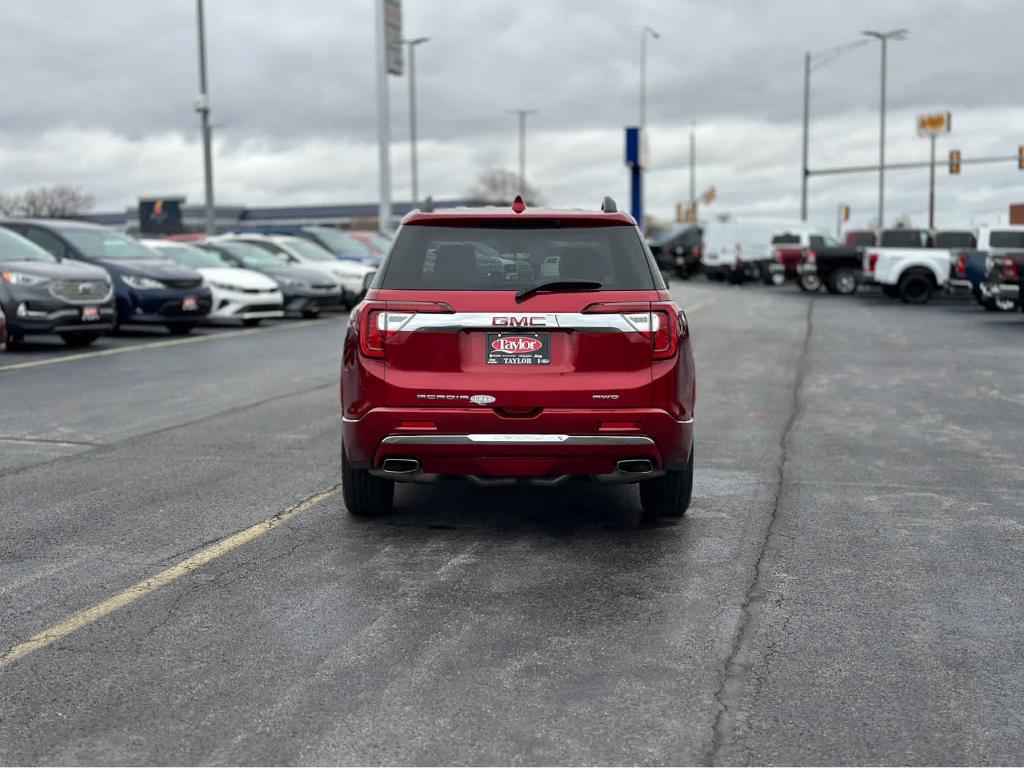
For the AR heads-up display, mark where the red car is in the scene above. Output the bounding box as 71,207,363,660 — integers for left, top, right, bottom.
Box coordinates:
340,197,696,521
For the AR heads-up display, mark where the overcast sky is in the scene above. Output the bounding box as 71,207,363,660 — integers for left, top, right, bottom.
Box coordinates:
1,0,1022,230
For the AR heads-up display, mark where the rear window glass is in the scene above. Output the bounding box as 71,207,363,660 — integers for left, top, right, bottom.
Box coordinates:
935,231,976,248
989,231,1024,249
378,223,657,291
880,230,931,248
846,231,876,246
771,233,801,245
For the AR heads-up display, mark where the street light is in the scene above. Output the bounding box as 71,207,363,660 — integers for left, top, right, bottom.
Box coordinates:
862,28,908,228
194,0,215,235
799,38,869,220
509,109,538,199
402,36,429,207
639,25,659,229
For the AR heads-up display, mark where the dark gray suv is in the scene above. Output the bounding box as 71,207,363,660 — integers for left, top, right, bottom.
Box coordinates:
0,226,114,347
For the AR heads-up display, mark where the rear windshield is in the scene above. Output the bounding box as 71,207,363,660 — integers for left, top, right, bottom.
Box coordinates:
880,229,931,248
771,233,801,245
378,223,657,291
989,231,1024,249
935,231,976,248
846,231,876,246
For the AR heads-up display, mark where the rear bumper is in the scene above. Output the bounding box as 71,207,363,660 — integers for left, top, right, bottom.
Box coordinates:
979,281,1019,302
343,407,693,480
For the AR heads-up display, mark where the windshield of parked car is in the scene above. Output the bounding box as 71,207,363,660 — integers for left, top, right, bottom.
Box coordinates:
935,231,977,248
0,227,58,262
306,228,373,257
62,229,160,260
846,231,876,246
283,238,336,262
989,230,1024,249
379,222,657,291
210,241,288,268
771,233,802,245
880,229,931,248
152,243,228,269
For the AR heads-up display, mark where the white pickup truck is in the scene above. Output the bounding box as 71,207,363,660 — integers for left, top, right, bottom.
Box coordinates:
862,229,952,304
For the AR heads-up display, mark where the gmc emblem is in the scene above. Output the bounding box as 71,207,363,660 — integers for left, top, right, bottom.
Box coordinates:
492,316,547,327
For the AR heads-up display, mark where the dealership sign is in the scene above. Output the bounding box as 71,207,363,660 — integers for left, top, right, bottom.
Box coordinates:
917,112,951,136
385,0,402,75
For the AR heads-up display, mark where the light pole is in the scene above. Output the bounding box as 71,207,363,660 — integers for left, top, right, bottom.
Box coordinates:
374,0,392,233
639,25,659,229
689,122,696,215
863,29,908,228
509,109,537,199
194,0,215,235
403,36,429,207
799,39,869,220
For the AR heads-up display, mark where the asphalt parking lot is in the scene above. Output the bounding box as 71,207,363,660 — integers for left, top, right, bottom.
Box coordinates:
2,284,1023,765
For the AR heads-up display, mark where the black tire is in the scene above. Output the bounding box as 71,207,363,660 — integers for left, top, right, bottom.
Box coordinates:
897,270,934,304
301,309,320,319
983,297,1018,312
797,273,821,292
341,445,394,517
707,272,724,282
639,444,694,520
166,323,194,335
59,331,101,348
726,270,744,285
828,267,859,296
242,318,262,327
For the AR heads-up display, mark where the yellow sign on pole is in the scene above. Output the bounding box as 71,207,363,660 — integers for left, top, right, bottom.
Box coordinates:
701,186,716,205
917,112,951,136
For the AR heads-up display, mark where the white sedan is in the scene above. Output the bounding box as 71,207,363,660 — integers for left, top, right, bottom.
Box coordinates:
225,234,375,308
142,240,284,325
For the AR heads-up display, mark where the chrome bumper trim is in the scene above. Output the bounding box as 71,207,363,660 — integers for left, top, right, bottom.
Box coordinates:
380,434,656,446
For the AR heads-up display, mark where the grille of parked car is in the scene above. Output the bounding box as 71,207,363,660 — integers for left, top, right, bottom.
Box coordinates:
49,280,113,304
162,278,204,290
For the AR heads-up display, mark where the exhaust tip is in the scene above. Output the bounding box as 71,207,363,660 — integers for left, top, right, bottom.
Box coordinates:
381,458,420,474
616,458,654,474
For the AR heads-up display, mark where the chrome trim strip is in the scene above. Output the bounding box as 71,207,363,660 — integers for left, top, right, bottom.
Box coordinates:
384,311,653,334
381,434,656,446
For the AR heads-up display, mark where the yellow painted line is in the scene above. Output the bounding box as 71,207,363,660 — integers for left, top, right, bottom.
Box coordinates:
0,484,339,671
0,318,335,374
684,296,718,314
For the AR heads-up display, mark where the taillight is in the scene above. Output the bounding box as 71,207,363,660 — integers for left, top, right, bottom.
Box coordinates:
956,252,969,277
773,248,782,262
356,300,454,359
867,252,879,272
806,248,817,264
1003,259,1021,282
583,302,682,360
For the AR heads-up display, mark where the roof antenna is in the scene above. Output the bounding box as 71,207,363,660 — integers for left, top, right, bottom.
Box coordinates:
601,196,617,213
511,195,526,213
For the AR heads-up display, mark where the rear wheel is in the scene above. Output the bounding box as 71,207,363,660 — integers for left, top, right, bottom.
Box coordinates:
242,318,262,327
166,323,194,335
342,445,394,517
828,267,859,296
639,445,694,520
797,273,821,292
59,331,101,348
897,270,934,304
769,269,787,287
301,309,320,319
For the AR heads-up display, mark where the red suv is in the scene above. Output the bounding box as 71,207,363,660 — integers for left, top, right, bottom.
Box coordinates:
340,197,695,521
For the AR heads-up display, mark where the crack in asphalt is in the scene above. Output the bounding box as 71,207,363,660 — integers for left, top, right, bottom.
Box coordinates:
704,297,815,766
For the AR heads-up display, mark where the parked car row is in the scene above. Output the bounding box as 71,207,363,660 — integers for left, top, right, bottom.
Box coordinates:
648,217,1024,315
0,219,389,350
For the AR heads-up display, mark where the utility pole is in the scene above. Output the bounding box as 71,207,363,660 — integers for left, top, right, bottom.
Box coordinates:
863,29,908,228
689,122,696,212
928,133,936,228
509,109,537,198
800,51,810,220
375,0,392,233
194,0,215,235
639,26,659,230
404,37,429,207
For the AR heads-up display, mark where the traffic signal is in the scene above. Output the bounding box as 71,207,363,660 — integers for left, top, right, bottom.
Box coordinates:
1018,145,1024,170
949,149,961,174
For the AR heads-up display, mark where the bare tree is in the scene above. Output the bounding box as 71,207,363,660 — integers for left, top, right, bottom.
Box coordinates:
469,169,542,206
0,185,95,218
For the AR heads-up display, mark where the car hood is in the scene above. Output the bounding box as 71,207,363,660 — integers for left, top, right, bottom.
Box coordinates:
195,267,279,289
253,264,338,285
99,259,202,281
0,259,110,281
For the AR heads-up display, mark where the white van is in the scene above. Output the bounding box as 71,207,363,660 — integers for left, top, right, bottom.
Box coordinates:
702,216,808,283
